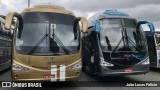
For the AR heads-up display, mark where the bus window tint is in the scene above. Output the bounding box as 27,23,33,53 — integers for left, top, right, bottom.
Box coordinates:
51,24,80,53
124,19,146,50
100,19,123,51
100,18,147,52
16,12,80,55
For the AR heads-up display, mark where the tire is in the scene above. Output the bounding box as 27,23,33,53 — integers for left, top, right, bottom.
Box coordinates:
82,56,92,75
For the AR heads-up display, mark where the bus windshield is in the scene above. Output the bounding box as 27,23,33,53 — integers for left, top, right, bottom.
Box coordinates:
16,12,80,55
100,18,147,53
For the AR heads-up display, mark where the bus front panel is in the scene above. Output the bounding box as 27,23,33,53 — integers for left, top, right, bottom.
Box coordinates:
83,18,150,76
12,12,82,81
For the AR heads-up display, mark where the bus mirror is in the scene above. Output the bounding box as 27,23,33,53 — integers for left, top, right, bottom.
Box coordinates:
95,20,101,33
80,17,88,33
137,21,155,34
5,12,19,30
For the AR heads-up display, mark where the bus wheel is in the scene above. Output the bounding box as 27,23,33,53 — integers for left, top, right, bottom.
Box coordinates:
82,57,92,75
84,64,92,75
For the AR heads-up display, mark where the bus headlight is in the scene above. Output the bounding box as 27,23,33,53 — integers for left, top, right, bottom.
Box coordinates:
12,63,29,71
100,57,114,67
69,61,82,70
142,57,150,65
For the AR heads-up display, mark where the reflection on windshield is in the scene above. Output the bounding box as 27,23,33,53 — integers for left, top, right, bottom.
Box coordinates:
100,19,122,51
15,12,80,55
100,18,147,52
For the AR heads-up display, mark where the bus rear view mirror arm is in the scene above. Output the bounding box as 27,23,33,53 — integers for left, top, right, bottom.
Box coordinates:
137,20,155,35
78,17,88,33
5,12,19,30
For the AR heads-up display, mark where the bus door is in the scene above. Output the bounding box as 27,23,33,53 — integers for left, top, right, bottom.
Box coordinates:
154,33,160,67
138,21,155,67
145,31,157,67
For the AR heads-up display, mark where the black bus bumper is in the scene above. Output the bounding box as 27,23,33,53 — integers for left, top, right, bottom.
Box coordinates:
96,64,150,76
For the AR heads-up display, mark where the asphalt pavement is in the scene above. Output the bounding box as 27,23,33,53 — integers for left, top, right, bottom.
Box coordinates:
0,68,160,90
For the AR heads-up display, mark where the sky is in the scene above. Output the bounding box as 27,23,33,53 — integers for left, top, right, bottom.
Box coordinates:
0,0,160,30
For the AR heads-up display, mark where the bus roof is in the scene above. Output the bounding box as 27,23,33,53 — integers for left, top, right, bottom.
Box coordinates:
88,10,133,27
100,10,129,18
23,5,74,16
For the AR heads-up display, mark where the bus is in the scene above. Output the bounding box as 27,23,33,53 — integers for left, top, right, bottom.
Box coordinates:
82,10,154,76
145,30,160,68
0,16,12,71
4,5,88,81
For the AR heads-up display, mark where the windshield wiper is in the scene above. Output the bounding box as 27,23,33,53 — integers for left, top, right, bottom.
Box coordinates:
127,36,142,52
27,34,48,54
111,36,142,54
112,36,124,53
52,33,70,55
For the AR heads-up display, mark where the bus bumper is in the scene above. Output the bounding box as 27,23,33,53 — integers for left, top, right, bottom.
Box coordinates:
11,70,81,82
97,64,150,76
12,76,81,82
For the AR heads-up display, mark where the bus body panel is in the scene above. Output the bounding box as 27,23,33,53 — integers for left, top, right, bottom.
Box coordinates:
0,17,12,72
23,5,73,15
12,52,82,81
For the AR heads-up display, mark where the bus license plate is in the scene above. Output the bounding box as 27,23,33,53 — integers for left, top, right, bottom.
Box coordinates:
125,68,133,72
44,74,55,79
